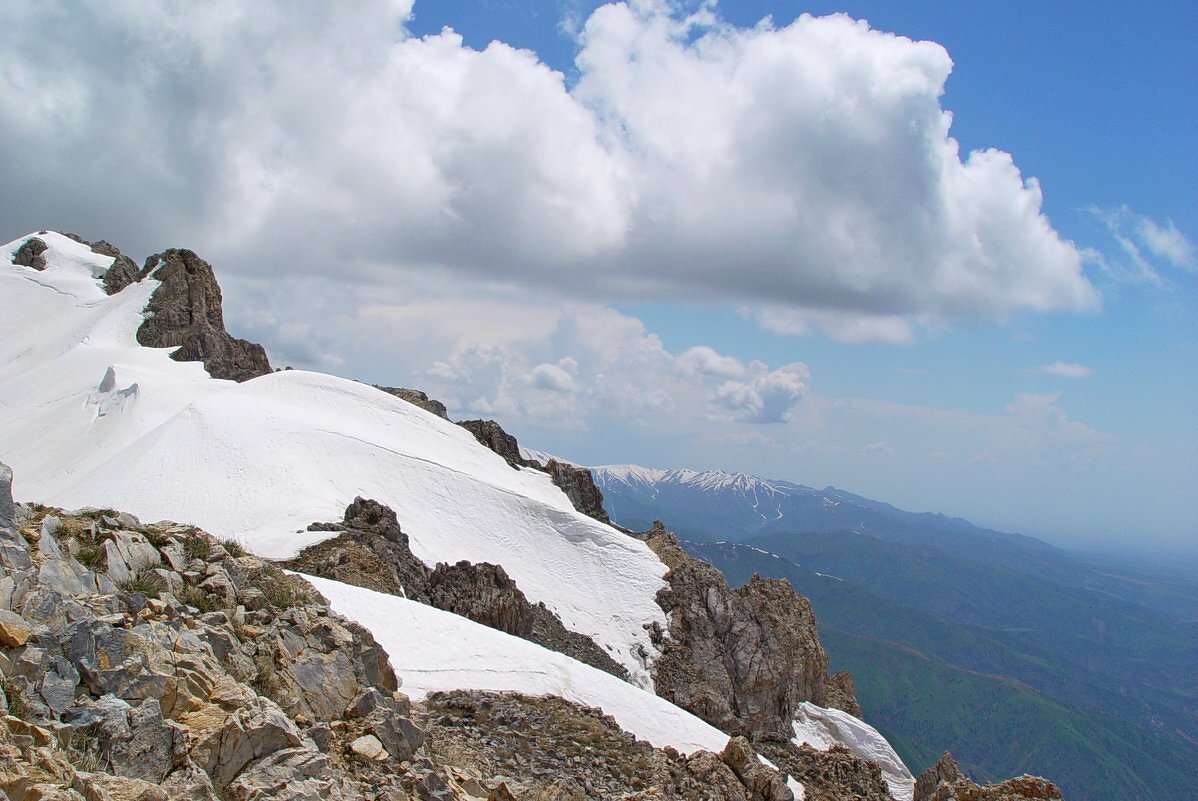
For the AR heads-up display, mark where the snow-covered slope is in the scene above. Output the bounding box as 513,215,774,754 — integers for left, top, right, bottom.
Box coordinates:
0,233,666,686
305,575,730,755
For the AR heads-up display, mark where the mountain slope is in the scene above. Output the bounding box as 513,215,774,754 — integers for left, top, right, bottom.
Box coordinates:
593,462,1198,801
685,540,1198,801
1,231,943,801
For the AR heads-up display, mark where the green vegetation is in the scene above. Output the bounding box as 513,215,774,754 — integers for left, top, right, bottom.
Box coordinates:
685,539,1198,801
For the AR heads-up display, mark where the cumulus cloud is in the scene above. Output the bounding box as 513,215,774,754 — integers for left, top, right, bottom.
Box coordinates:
708,362,810,424
1035,361,1093,378
0,0,1097,342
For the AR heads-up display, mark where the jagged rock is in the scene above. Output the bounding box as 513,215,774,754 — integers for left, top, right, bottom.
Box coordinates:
720,736,794,801
635,522,841,741
543,459,610,524
765,742,893,801
457,420,526,468
914,752,1064,801
376,387,450,420
13,236,49,270
0,462,15,530
90,241,148,296
825,670,862,718
421,690,790,801
286,498,629,679
426,561,534,638
135,249,271,382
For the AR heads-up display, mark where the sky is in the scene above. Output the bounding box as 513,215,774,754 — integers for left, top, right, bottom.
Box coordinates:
1,1,1195,557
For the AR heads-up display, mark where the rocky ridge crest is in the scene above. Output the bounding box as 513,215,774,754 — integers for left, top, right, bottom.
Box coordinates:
9,235,271,382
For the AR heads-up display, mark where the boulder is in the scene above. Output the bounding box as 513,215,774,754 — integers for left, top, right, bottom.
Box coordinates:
12,236,48,270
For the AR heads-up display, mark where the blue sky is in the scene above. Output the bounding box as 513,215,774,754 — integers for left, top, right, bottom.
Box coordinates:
1,1,1194,556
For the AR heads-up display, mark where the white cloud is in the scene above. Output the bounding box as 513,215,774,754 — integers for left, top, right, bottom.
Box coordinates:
678,346,747,378
1088,205,1196,283
708,362,809,424
0,0,1097,343
1137,215,1196,271
1034,361,1093,378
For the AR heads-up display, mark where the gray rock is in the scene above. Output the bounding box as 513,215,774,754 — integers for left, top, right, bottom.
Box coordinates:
544,459,610,524
106,699,187,783
135,249,272,382
376,386,451,420
38,655,81,712
12,236,48,270
0,462,15,529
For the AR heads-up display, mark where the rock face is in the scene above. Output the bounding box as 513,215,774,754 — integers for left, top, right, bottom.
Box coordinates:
283,497,630,679
12,236,48,270
135,249,272,382
915,753,1064,801
635,522,849,742
376,386,451,420
457,419,527,468
544,459,610,524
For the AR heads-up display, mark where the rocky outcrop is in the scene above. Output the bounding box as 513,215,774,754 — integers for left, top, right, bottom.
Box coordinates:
376,386,451,420
0,495,449,799
283,497,629,679
12,236,48,270
915,753,1064,801
135,249,271,382
763,742,894,801
457,419,528,468
421,690,793,801
635,521,851,742
544,459,610,524
825,670,863,718
90,240,148,296
456,418,613,525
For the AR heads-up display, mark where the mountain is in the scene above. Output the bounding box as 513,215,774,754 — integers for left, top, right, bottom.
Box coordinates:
0,230,1064,800
594,464,1198,801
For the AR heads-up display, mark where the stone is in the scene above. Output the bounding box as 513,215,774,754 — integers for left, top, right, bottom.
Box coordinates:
456,419,526,468
350,733,389,761
0,608,33,646
0,462,15,529
720,737,793,801
13,236,49,270
135,249,272,382
38,656,81,713
376,387,451,420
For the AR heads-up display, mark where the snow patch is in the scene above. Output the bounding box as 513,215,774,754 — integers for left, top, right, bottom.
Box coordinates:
791,702,914,801
305,574,730,755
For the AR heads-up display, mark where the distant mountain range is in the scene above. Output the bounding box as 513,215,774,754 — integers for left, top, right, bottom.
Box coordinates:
592,464,1198,801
